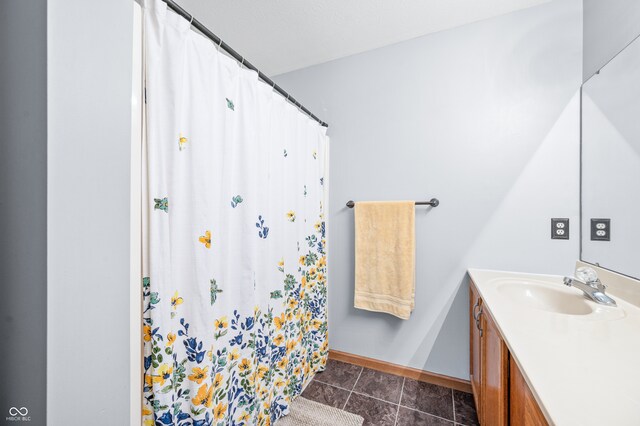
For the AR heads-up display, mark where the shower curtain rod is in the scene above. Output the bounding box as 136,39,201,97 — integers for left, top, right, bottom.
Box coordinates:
161,0,329,128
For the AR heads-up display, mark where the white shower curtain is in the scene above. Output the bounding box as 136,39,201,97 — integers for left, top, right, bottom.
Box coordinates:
141,1,329,425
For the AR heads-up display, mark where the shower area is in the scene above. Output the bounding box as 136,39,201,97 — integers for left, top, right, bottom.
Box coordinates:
137,1,330,424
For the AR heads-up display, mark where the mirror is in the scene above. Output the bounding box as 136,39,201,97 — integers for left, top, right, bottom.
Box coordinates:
581,36,640,279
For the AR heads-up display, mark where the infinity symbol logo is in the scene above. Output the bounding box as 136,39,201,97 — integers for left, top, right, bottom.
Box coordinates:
9,407,28,416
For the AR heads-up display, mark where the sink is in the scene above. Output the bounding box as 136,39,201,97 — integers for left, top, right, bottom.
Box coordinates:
482,276,627,321
497,281,593,315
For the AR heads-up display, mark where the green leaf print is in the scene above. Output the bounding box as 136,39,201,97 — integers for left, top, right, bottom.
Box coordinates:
270,290,283,299
210,279,223,305
230,195,243,208
154,197,169,213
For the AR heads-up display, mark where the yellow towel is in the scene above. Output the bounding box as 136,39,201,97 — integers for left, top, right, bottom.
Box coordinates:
354,201,415,320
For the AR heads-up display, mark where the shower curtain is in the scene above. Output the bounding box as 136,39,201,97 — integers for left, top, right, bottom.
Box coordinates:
141,1,329,425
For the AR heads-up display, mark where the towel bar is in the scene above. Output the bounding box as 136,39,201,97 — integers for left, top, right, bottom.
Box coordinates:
346,198,439,208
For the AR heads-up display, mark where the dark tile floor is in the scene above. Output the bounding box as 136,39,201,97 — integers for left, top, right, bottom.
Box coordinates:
302,359,479,426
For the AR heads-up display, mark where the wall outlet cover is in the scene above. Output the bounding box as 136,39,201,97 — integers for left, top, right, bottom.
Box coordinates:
591,218,611,241
551,218,569,240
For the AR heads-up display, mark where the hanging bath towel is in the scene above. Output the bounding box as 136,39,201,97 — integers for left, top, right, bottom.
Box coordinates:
354,201,415,319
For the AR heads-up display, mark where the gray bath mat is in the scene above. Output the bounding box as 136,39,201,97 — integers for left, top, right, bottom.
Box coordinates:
278,397,364,426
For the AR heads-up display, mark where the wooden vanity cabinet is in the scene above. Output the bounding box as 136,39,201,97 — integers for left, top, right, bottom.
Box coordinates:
510,358,548,426
470,283,482,415
470,282,508,425
470,279,547,426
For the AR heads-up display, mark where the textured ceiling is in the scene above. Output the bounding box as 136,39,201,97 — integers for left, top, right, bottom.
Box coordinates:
175,0,550,76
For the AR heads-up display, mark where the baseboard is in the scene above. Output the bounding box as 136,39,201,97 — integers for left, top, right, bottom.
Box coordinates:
328,349,472,394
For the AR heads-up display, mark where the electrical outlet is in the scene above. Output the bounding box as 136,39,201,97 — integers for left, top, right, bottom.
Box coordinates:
551,218,569,239
591,218,610,241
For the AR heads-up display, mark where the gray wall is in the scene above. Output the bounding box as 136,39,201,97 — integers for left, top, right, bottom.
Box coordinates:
583,0,640,80
276,0,582,379
47,0,133,424
0,1,47,424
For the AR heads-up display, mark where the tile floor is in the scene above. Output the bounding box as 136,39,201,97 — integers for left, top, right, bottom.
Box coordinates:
302,359,479,426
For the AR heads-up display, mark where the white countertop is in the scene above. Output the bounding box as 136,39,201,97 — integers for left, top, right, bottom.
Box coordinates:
468,268,640,426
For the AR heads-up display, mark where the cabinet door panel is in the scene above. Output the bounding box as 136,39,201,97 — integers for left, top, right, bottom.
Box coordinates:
469,281,482,419
480,310,508,426
510,357,549,426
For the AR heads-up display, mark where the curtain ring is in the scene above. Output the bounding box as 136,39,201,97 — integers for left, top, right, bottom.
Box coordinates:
218,38,223,48
189,16,194,26
241,57,245,67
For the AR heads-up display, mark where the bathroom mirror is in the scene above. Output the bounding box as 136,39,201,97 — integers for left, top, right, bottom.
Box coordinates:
581,35,640,279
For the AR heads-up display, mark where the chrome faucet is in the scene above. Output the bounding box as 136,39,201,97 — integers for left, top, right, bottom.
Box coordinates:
563,267,617,307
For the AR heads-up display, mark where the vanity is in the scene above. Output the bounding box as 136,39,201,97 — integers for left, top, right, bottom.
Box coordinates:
468,268,638,426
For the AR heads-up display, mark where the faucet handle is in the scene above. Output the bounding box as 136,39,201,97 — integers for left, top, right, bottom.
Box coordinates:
576,266,599,284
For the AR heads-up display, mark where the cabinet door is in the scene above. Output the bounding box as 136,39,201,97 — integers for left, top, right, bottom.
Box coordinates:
469,281,482,418
480,309,509,426
510,357,549,426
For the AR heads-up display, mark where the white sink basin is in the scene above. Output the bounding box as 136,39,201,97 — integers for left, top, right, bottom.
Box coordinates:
498,281,593,315
488,278,625,320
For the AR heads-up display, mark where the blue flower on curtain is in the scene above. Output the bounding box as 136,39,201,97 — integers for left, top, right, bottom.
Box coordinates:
256,215,269,239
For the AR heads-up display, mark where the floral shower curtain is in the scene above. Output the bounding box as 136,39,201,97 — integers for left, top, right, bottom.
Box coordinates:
141,1,329,425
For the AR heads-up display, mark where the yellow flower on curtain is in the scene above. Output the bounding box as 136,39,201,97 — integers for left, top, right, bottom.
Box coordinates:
286,211,296,222
228,348,240,362
178,133,188,151
214,316,228,329
155,364,173,386
273,314,285,330
188,366,209,384
171,291,183,308
198,230,211,248
273,334,284,346
212,372,224,390
144,374,153,388
238,358,252,374
256,365,269,379
214,402,227,421
170,291,183,319
166,332,176,346
192,384,214,408
143,325,152,342
277,358,288,370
